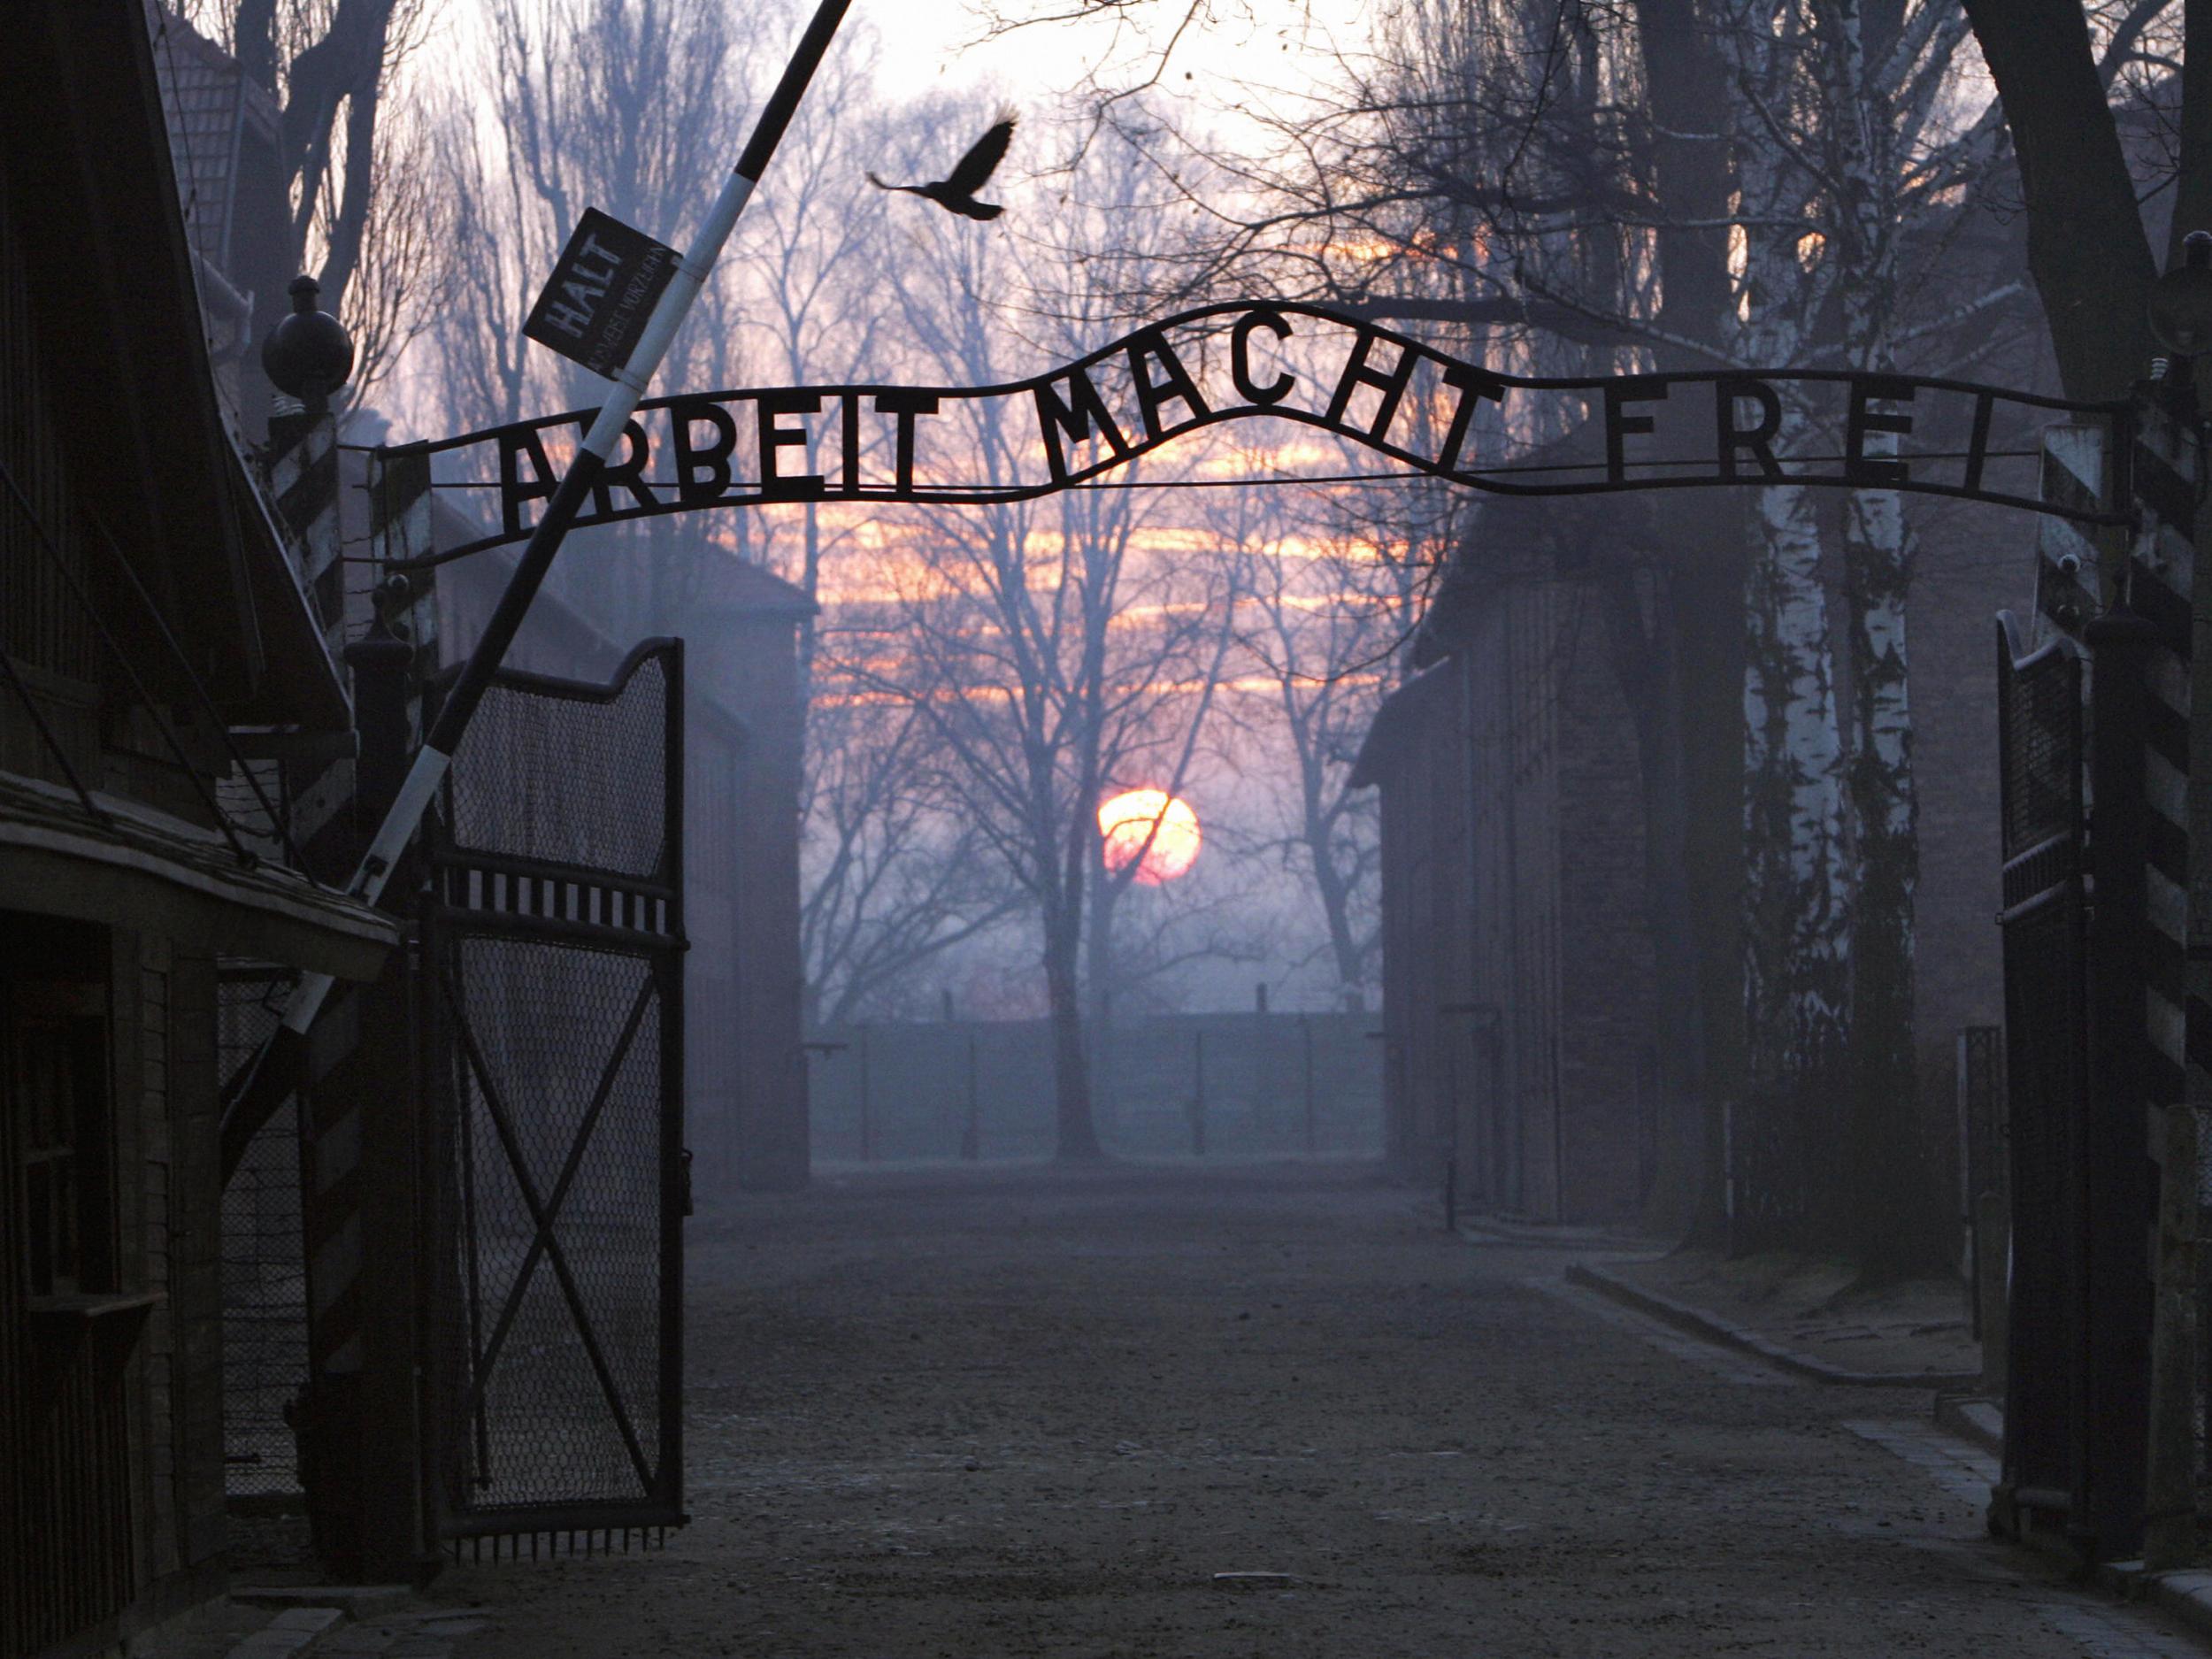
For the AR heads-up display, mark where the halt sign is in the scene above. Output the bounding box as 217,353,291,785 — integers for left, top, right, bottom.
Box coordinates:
523,207,680,380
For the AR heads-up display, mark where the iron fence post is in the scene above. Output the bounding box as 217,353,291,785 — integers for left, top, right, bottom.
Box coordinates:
1191,1030,1206,1156
858,1022,872,1162
1302,1014,1317,1156
962,1033,979,1162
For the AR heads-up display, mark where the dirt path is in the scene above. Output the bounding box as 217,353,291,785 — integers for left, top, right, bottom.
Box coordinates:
426,1163,2203,1658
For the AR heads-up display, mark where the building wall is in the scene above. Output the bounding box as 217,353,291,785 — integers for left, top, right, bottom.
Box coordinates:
1371,664,1466,1187
3,10,400,1647
1472,576,1653,1224
2,918,228,1657
1364,572,1655,1225
1901,499,2023,1237
684,701,747,1192
692,604,810,1193
1548,585,1659,1219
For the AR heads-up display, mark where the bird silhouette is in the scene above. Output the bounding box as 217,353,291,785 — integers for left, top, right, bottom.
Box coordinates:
869,111,1017,221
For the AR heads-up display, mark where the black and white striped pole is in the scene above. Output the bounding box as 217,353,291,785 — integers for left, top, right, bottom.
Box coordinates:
231,0,855,1127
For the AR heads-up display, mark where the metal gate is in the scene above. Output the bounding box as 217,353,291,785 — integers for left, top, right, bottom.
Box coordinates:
419,639,687,1554
1993,610,2090,1540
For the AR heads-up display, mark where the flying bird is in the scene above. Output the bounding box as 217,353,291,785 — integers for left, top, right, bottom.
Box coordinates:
869,111,1018,221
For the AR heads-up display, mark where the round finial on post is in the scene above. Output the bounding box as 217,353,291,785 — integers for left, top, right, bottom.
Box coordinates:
2147,231,2212,357
261,274,357,411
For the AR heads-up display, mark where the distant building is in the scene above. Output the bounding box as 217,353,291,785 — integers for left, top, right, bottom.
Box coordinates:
1352,549,1655,1224
426,508,818,1194
0,9,394,1653
1356,485,2017,1240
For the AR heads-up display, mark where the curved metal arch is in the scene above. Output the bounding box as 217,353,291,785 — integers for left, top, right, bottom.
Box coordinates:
381,301,2137,571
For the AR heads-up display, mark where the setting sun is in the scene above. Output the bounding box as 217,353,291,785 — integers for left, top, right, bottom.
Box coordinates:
1098,789,1202,886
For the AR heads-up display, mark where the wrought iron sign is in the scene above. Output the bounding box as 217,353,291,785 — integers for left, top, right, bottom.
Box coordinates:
394,301,2134,566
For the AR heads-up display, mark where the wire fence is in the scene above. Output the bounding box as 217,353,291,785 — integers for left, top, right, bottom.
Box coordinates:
807,1011,1383,1164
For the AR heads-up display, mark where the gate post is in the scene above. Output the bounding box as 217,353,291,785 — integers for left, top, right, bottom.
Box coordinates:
294,620,434,1582
2080,601,2160,1560
1996,392,2209,1561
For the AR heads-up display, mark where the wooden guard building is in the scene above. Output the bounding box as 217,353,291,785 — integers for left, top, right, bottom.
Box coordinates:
0,6,396,1653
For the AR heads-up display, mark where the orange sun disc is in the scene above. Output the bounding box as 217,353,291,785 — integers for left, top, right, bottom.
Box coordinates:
1098,788,1201,885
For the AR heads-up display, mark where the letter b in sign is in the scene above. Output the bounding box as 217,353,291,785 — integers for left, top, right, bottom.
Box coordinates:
670,397,738,505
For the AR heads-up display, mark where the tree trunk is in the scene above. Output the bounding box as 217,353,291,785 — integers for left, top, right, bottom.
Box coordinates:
1303,782,1365,1000
1840,479,1927,1277
1085,864,1121,1134
1044,900,1102,1160
1823,1,1937,1278
2176,0,2212,271
1741,465,1851,1247
1961,0,2158,402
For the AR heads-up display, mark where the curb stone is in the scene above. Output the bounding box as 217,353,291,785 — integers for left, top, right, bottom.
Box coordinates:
221,1606,345,1659
1920,1395,2212,1655
1567,1261,2212,1652
1457,1217,1658,1250
2098,1563,2212,1651
232,1590,411,1622
1933,1392,2003,1455
1563,1261,1982,1389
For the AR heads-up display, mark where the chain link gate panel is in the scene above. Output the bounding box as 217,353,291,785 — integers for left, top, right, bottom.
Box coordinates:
419,639,687,1555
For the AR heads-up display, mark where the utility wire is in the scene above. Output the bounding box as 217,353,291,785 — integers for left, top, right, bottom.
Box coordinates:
84,503,313,871
0,618,107,825
0,453,257,865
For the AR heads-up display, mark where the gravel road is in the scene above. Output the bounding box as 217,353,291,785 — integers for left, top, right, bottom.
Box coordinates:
426,1162,2206,1658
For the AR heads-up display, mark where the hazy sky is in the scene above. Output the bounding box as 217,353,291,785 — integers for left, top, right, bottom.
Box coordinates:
426,1,1377,183
848,0,1368,128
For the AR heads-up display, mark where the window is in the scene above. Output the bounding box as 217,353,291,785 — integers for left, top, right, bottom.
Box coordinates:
3,914,113,1302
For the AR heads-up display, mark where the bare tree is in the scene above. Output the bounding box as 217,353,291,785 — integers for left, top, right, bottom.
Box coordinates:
1200,426,1440,1006
1048,0,2025,1258
798,682,1021,1025
422,0,789,638
850,115,1240,1157
1962,0,2185,403
337,93,457,410
180,0,434,316
724,32,894,701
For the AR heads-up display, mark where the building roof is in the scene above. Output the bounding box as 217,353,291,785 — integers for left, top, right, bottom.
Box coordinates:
2,4,349,731
0,762,396,979
146,4,280,280
693,554,818,620
1348,659,1457,790
426,496,764,741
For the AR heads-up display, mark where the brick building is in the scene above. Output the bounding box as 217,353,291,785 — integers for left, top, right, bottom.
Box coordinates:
1353,546,1656,1224
0,8,395,1651
1356,479,2022,1240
